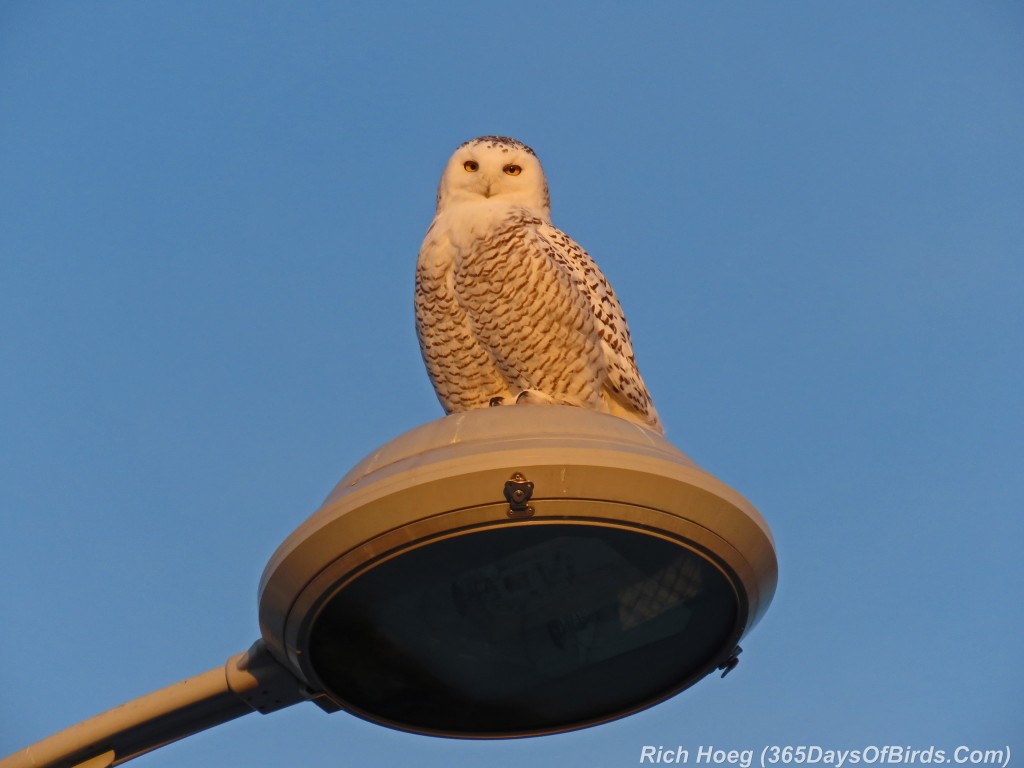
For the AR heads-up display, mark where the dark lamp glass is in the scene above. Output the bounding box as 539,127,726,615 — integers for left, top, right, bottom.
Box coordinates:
308,523,738,736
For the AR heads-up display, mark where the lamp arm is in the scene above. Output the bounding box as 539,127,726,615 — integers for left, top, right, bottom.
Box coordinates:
0,640,307,768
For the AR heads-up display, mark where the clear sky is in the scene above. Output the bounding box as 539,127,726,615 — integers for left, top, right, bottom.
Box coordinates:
1,2,1021,766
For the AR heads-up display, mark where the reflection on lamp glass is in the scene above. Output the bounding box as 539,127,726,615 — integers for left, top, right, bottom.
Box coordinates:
309,524,737,735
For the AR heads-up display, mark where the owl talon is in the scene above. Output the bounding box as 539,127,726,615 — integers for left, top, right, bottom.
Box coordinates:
489,396,507,407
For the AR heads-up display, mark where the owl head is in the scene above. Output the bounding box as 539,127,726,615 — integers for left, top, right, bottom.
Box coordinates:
435,136,551,219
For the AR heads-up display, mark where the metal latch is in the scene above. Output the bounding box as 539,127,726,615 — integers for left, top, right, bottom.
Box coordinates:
503,473,535,518
718,645,742,677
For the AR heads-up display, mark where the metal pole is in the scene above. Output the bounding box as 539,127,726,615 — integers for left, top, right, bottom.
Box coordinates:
0,641,306,768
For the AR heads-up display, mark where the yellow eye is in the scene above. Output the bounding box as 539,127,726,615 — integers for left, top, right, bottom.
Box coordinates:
463,160,479,172
503,164,522,176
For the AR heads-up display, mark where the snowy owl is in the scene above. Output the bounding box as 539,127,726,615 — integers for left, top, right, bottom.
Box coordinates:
414,136,662,433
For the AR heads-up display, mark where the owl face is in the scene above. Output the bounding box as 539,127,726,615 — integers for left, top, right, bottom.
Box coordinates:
436,136,550,217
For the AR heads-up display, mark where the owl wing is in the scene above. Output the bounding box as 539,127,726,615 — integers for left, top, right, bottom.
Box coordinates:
453,213,660,431
534,223,661,431
453,215,605,409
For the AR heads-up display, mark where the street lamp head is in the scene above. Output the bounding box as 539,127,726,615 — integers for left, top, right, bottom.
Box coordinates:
258,406,776,738
4,406,778,768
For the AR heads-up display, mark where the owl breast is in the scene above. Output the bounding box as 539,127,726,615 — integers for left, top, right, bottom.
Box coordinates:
416,204,606,415
414,210,515,412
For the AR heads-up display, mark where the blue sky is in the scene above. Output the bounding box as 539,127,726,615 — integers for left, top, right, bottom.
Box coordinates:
2,2,1022,766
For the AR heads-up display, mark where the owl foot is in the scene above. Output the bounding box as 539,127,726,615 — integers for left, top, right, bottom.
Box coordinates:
489,396,509,407
515,390,557,406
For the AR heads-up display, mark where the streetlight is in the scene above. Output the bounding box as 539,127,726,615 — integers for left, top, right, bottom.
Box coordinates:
2,406,777,767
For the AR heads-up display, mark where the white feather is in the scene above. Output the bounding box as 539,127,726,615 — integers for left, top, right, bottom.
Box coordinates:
415,137,661,433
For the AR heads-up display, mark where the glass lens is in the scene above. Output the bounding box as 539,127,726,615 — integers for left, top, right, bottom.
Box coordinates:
308,523,737,735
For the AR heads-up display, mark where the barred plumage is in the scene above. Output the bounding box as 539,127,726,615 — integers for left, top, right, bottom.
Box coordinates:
415,136,661,433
